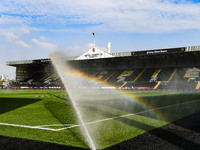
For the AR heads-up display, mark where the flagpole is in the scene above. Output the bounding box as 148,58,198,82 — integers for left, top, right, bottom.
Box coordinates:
92,32,95,46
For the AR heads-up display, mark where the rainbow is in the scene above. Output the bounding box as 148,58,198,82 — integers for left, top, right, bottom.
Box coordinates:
61,66,168,122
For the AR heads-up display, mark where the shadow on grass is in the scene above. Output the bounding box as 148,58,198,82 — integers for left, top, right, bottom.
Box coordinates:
45,92,200,149
78,93,200,121
173,110,200,133
85,105,155,131
105,110,200,150
137,93,200,124
47,93,69,102
0,98,41,115
78,93,200,149
44,100,88,148
89,106,200,150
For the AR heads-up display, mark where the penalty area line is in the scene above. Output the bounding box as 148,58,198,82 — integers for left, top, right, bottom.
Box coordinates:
0,123,63,131
56,99,200,131
0,99,199,132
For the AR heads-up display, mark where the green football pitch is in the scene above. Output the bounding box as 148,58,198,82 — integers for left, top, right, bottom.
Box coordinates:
0,89,200,149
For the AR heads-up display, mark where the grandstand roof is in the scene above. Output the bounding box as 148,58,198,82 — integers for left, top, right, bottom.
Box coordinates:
6,45,200,66
6,58,50,66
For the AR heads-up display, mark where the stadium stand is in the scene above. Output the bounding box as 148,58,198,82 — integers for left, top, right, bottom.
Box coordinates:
133,69,144,83
150,69,161,82
6,45,200,91
196,82,200,90
104,72,116,82
153,81,161,90
157,68,175,81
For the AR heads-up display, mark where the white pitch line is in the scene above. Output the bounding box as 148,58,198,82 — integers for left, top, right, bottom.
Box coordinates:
37,124,75,127
56,99,200,131
0,99,200,132
0,123,61,131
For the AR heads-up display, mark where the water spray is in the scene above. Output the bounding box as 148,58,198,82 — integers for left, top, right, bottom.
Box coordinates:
49,50,152,150
50,51,96,150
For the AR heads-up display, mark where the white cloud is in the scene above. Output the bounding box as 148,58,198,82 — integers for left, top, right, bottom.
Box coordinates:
0,15,28,25
39,36,46,41
1,31,32,48
32,38,57,50
16,40,32,48
13,25,31,35
0,25,32,48
1,0,200,32
2,32,18,42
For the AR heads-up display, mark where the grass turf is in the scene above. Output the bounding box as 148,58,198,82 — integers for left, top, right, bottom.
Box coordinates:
0,90,200,149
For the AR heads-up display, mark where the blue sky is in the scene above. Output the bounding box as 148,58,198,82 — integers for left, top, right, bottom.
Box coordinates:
1,0,200,79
